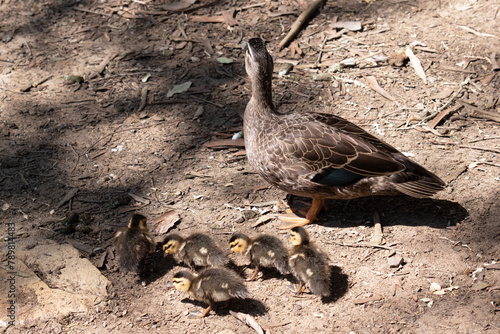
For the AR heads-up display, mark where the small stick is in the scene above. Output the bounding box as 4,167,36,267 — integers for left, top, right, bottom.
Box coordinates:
278,0,325,50
330,240,398,251
422,76,470,123
137,87,148,112
74,7,112,17
19,75,53,92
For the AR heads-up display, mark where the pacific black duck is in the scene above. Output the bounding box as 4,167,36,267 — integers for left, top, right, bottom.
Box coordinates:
114,213,156,275
162,232,229,270
229,232,290,281
243,37,446,229
171,267,248,318
289,226,331,297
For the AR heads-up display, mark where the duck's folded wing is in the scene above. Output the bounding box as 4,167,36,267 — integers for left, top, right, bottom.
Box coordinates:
282,120,405,182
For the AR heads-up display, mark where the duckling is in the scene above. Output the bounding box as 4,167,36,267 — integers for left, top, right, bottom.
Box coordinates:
171,267,248,318
163,233,229,270
289,226,330,297
229,232,290,281
114,213,156,275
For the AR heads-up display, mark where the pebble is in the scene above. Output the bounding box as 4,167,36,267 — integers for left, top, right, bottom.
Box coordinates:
388,255,404,267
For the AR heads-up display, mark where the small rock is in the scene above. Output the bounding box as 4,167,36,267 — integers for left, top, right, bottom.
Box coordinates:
388,255,404,267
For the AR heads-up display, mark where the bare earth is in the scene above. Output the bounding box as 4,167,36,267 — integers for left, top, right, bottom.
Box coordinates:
1,0,499,333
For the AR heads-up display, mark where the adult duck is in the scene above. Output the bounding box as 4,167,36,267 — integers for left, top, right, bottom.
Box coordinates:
243,37,445,229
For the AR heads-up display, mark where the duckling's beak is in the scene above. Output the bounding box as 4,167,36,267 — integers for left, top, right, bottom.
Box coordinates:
165,281,174,289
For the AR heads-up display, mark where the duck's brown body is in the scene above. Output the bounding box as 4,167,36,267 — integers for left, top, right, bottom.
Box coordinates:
243,38,445,228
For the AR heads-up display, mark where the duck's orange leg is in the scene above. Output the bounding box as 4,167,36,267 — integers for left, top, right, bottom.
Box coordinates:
278,198,326,229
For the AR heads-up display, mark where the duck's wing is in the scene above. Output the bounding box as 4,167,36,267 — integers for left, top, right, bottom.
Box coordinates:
276,113,405,185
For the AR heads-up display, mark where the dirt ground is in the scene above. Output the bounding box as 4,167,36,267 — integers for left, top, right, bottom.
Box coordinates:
1,0,499,333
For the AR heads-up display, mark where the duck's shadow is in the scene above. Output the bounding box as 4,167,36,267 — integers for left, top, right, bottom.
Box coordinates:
284,265,349,304
141,248,176,284
323,265,349,303
288,195,468,229
179,297,267,317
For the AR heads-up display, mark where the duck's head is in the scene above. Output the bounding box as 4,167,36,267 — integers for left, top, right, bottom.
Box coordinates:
229,233,251,253
171,270,194,292
290,226,310,246
244,38,274,85
162,234,183,255
127,213,149,231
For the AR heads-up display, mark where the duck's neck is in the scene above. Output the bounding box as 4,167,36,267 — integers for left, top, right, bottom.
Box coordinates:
250,74,274,112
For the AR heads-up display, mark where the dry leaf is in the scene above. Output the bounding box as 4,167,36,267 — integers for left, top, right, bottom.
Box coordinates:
405,47,427,84
352,294,383,305
229,311,264,334
251,213,275,228
429,88,454,100
331,21,362,31
152,210,180,234
128,192,150,204
221,9,237,26
162,0,196,11
167,81,192,98
364,75,396,101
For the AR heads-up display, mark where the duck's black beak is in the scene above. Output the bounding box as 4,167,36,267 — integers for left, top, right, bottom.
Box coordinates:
241,41,248,52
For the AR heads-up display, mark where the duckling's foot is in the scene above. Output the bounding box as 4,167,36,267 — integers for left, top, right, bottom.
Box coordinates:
246,267,260,281
189,303,213,318
287,282,306,294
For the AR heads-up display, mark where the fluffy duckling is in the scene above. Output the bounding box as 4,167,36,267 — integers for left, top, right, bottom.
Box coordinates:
289,226,330,297
163,233,229,270
114,213,156,275
229,232,290,281
171,267,248,318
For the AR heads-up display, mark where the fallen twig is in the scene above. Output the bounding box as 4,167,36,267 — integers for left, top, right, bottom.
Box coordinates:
427,104,463,129
458,144,500,154
55,188,79,210
458,100,500,123
422,76,470,123
19,75,53,92
278,0,325,50
330,240,398,251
